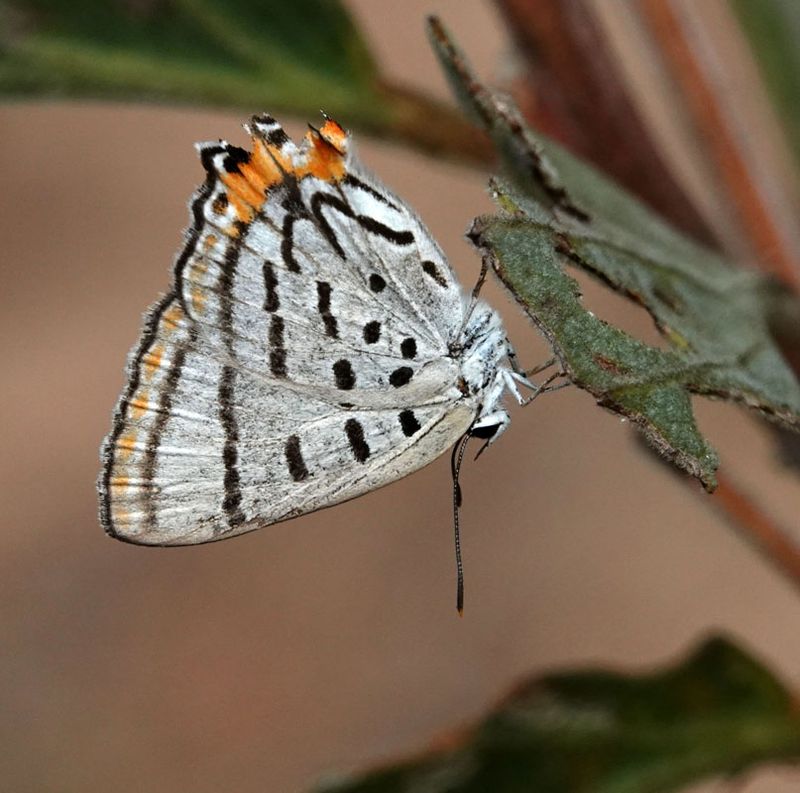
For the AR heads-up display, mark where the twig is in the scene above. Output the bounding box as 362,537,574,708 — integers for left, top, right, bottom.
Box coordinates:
640,0,800,289
495,0,719,248
711,472,800,592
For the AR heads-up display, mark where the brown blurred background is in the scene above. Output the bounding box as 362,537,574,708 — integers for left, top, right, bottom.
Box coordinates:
2,2,799,791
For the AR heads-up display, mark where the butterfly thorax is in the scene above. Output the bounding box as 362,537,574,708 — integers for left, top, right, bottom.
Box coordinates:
454,301,513,438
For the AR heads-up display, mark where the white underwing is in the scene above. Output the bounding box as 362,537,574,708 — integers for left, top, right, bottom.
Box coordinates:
98,114,529,551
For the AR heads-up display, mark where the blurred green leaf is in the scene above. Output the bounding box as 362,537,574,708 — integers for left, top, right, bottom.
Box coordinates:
315,637,800,793
429,17,800,490
731,0,800,171
0,0,385,123
0,1,493,164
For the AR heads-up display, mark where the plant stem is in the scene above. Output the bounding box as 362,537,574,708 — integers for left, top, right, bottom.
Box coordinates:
495,0,719,249
639,0,800,289
713,472,800,593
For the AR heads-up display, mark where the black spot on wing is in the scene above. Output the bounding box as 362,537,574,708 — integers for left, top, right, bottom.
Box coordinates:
390,367,413,388
333,359,356,390
285,435,309,481
363,321,381,344
266,126,290,147
421,260,449,288
222,146,250,173
263,260,279,312
400,338,417,359
369,273,386,293
316,281,338,338
269,314,287,378
344,418,370,463
398,410,421,437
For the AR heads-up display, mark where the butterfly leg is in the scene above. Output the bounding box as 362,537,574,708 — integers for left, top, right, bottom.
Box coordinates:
501,368,534,404
525,356,558,377
505,343,571,405
519,369,572,406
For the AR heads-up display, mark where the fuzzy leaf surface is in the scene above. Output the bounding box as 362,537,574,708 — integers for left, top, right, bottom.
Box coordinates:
429,17,800,489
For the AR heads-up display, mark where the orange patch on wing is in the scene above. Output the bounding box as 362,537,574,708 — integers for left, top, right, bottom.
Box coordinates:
216,123,350,233
303,129,346,181
130,388,149,419
225,191,254,225
188,258,208,314
116,430,138,461
211,193,229,215
239,161,275,197
142,345,164,379
162,305,184,329
320,118,348,154
252,138,291,174
109,476,130,489
204,234,217,250
221,171,264,210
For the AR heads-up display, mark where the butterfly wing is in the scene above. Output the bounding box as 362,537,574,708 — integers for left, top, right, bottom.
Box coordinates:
99,116,475,545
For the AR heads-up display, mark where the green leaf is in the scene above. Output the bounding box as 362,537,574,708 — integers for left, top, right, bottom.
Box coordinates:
428,17,800,490
0,0,386,124
314,637,800,793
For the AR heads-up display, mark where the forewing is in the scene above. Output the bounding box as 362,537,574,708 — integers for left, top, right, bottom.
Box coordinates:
99,115,474,545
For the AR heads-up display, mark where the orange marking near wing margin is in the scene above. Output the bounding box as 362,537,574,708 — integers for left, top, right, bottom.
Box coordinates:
320,118,348,154
143,346,164,379
130,388,149,419
303,128,346,181
217,120,350,233
188,258,209,314
162,305,183,329
220,171,264,210
116,429,138,461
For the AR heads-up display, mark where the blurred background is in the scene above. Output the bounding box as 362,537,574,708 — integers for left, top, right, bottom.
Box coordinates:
2,1,799,791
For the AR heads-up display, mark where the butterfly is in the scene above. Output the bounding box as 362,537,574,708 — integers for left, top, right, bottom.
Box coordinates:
98,114,537,609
